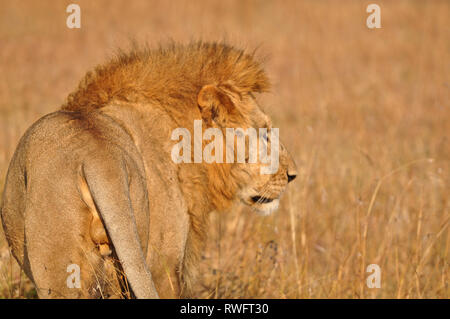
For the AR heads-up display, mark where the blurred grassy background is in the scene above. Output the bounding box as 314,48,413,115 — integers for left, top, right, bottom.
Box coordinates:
0,0,448,298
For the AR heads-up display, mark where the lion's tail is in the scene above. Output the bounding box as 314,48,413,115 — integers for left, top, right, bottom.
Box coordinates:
81,156,159,299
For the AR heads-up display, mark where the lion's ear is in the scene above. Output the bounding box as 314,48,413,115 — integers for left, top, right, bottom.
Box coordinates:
198,84,237,127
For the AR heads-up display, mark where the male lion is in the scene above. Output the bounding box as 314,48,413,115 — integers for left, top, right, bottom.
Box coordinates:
1,42,297,298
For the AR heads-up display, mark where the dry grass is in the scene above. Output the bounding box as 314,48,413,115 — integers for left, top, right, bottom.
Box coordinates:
0,0,448,298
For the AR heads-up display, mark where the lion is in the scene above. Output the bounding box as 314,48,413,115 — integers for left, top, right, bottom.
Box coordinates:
1,42,297,298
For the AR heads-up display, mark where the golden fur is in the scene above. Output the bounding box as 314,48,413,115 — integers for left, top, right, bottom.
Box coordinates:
62,42,270,113
1,42,296,298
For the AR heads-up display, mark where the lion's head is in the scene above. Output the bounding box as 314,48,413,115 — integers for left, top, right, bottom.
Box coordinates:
196,82,297,216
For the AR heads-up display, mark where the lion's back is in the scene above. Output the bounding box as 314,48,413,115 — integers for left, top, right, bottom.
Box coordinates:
0,111,108,266
1,112,77,260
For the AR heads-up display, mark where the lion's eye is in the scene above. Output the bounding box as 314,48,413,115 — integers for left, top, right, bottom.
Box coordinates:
262,132,269,142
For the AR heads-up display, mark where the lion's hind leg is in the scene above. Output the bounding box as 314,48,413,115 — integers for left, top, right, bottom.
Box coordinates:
23,187,123,299
0,145,27,269
24,213,123,298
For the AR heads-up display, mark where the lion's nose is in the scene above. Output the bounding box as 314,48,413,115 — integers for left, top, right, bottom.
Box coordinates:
287,172,297,183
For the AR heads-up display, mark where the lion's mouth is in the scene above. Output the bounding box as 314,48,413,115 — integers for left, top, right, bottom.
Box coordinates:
250,196,274,204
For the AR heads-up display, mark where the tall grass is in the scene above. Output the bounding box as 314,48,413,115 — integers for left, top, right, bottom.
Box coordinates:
0,0,448,298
